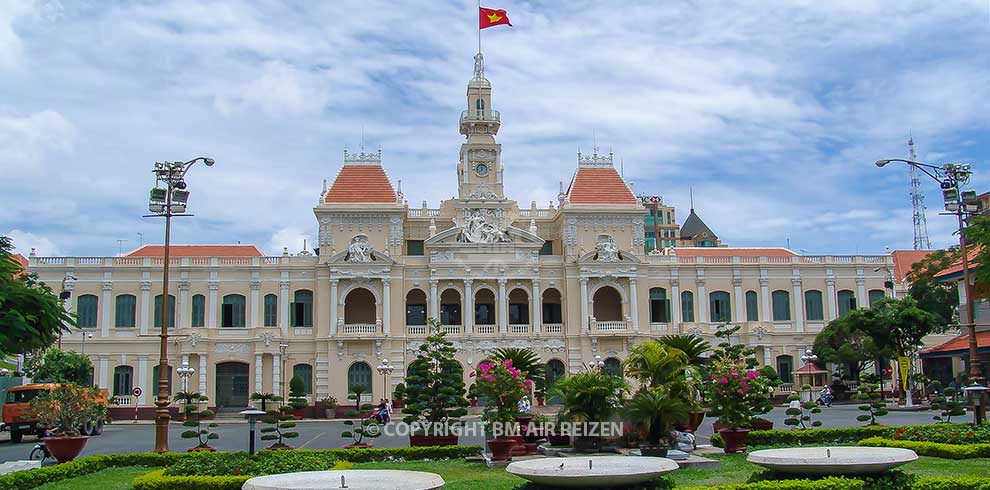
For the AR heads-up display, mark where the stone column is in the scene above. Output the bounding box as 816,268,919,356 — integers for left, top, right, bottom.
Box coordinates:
198,355,207,395
178,281,190,328
759,278,771,322
273,353,282,399
382,279,391,335
792,278,805,333
464,279,474,334
279,280,290,335
629,277,639,332
532,279,542,334
580,278,590,332
101,281,112,336
329,279,339,335
497,278,508,333
826,278,837,321
208,281,218,328
137,355,148,405
696,279,708,324
763,347,772,369
250,281,260,328
430,280,439,321
856,277,867,309
670,280,681,327
140,281,151,335
99,356,109,391
254,354,263,392
733,278,744,323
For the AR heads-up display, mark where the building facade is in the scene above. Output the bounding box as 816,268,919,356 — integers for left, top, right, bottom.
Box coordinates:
28,54,893,411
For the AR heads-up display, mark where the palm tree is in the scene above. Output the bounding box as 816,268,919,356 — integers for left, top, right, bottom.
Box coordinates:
658,334,711,366
552,371,627,424
624,341,692,389
626,389,690,447
491,347,545,386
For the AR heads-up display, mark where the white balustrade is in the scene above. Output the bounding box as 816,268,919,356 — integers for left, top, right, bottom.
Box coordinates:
595,321,628,332
510,324,531,334
476,324,496,334
342,324,378,334
778,383,794,393
407,325,427,336
650,322,669,332
442,325,462,335
543,323,563,334
112,395,133,406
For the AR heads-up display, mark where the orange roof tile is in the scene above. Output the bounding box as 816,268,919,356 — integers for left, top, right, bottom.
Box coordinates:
891,250,935,283
324,165,397,204
566,167,637,205
674,247,796,257
12,253,27,278
126,245,264,257
934,248,981,280
921,331,990,355
795,363,828,373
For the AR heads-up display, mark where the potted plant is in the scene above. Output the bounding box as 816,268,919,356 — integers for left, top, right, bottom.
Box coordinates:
250,392,282,413
28,384,106,462
317,395,337,419
490,348,544,426
341,416,381,448
467,383,479,407
659,334,711,431
175,391,208,421
180,405,219,451
471,358,530,461
703,357,771,453
626,391,688,457
392,383,406,409
624,340,695,457
287,375,309,418
552,370,627,453
260,408,299,449
401,320,469,447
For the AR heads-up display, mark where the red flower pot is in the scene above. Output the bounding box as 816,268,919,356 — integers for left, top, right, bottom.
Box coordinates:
718,428,750,453
409,435,459,447
488,438,516,461
688,410,706,432
43,436,88,463
470,399,478,407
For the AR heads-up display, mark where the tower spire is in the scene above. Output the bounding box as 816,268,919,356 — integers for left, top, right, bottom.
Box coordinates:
908,135,932,250
689,187,695,212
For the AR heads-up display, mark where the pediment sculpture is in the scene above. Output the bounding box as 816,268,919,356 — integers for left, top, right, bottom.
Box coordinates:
345,234,374,263
457,209,511,244
595,234,620,262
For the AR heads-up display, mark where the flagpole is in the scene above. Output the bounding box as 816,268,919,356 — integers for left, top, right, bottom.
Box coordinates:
477,0,482,55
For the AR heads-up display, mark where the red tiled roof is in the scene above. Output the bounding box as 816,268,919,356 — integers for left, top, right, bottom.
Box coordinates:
921,331,990,355
324,165,397,204
795,363,827,373
934,248,981,280
566,167,637,205
126,245,264,257
674,247,796,257
891,250,935,283
12,253,27,278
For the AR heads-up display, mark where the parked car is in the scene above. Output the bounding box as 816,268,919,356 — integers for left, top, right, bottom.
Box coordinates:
2,383,109,443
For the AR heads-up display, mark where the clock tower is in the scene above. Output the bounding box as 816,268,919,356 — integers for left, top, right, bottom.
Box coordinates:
457,52,504,200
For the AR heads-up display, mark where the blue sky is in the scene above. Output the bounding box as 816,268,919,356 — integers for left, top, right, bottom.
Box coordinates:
2,0,989,257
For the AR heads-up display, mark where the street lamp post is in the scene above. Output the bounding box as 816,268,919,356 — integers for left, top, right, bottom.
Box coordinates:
587,355,605,372
376,359,395,403
875,157,984,422
176,362,195,394
144,156,215,453
278,343,289,404
80,331,93,356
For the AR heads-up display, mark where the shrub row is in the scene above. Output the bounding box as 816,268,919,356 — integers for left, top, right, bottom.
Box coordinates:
913,477,990,490
0,453,184,490
680,477,864,490
891,424,990,445
711,426,897,447
133,469,250,490
857,437,990,459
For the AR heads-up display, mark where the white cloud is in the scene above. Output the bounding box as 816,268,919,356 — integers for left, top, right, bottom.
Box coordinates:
0,109,75,177
266,227,312,256
5,229,60,256
213,61,331,116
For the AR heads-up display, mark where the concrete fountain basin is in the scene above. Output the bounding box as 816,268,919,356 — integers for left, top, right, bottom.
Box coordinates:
505,456,679,488
241,470,445,490
747,446,918,476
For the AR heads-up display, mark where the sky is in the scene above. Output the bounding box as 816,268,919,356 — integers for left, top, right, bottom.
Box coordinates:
2,0,990,257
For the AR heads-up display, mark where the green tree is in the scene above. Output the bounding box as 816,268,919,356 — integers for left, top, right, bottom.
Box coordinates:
813,313,875,381
657,334,711,366
0,236,73,357
401,319,469,431
287,375,308,410
962,214,990,287
24,348,93,385
260,409,299,449
490,347,545,387
906,249,960,326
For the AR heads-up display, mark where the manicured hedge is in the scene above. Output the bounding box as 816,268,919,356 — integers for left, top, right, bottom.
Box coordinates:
892,424,990,445
133,469,249,490
858,437,990,459
913,477,990,490
0,453,184,490
711,426,897,447
680,477,864,490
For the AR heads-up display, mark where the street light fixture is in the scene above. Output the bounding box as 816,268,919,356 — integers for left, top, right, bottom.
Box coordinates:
80,331,94,356
278,343,289,404
376,359,395,403
800,349,818,366
874,155,985,423
144,156,214,453
176,362,196,394
587,355,605,372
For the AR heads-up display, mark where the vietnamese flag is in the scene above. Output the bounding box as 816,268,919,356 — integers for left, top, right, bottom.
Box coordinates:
480,7,511,29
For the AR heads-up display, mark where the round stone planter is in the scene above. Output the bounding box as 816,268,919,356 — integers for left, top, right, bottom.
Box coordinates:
747,447,919,476
243,470,445,490
43,436,88,463
507,456,679,488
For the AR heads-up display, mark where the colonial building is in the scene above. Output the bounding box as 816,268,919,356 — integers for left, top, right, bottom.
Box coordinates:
28,54,893,412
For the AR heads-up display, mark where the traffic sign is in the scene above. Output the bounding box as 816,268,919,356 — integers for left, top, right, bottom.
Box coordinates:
132,387,143,397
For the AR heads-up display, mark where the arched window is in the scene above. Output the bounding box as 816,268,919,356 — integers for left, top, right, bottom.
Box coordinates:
681,291,695,322
475,97,485,118
837,290,856,317
293,364,313,395
191,294,205,327
804,290,824,321
542,288,563,324
592,286,622,322
868,289,886,307
546,359,566,405
649,288,670,323
114,294,136,328
709,291,731,322
440,289,462,325
603,357,622,377
77,294,98,328
221,294,246,328
771,290,791,321
113,365,133,396
508,289,529,325
154,294,176,328
777,355,794,384
348,362,372,403
151,365,173,395
745,291,759,321
344,288,376,324
263,294,278,327
291,290,313,327
475,289,496,325
405,289,427,326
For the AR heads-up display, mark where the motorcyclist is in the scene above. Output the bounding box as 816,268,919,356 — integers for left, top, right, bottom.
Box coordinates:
817,385,833,407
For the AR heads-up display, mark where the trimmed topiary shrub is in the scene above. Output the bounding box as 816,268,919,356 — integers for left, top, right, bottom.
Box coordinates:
912,477,990,490
711,426,897,447
679,476,865,490
858,437,990,459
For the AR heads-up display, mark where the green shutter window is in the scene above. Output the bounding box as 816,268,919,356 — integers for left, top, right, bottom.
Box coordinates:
293,364,314,394
347,362,373,402
292,290,313,327
76,294,98,328
115,294,136,328
837,290,856,317
221,294,246,327
191,294,205,327
681,291,695,322
264,294,278,327
539,241,553,255
745,290,759,321
804,290,824,321
151,365,173,395
771,290,791,321
113,366,133,396
709,291,731,322
406,240,424,256
154,294,176,328
649,288,670,323
868,289,886,307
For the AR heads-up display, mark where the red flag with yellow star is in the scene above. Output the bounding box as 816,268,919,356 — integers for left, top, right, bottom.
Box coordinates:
480,7,511,29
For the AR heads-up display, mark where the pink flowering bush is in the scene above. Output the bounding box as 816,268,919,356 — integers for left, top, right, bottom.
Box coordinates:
703,358,772,429
469,359,529,432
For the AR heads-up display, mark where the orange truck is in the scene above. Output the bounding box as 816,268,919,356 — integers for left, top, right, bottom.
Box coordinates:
2,383,109,443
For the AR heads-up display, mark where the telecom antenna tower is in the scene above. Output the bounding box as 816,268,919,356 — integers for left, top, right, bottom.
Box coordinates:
908,136,932,250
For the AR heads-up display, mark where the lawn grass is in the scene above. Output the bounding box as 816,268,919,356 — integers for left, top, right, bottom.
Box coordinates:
32,466,152,490
24,454,990,489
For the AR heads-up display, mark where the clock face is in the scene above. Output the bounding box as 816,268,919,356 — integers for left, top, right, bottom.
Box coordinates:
475,163,490,177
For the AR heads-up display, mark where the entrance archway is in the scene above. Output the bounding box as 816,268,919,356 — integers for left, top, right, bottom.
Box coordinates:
215,362,250,410
592,286,623,321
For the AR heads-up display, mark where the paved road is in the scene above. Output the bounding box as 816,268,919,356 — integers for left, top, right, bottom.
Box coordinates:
0,405,937,463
